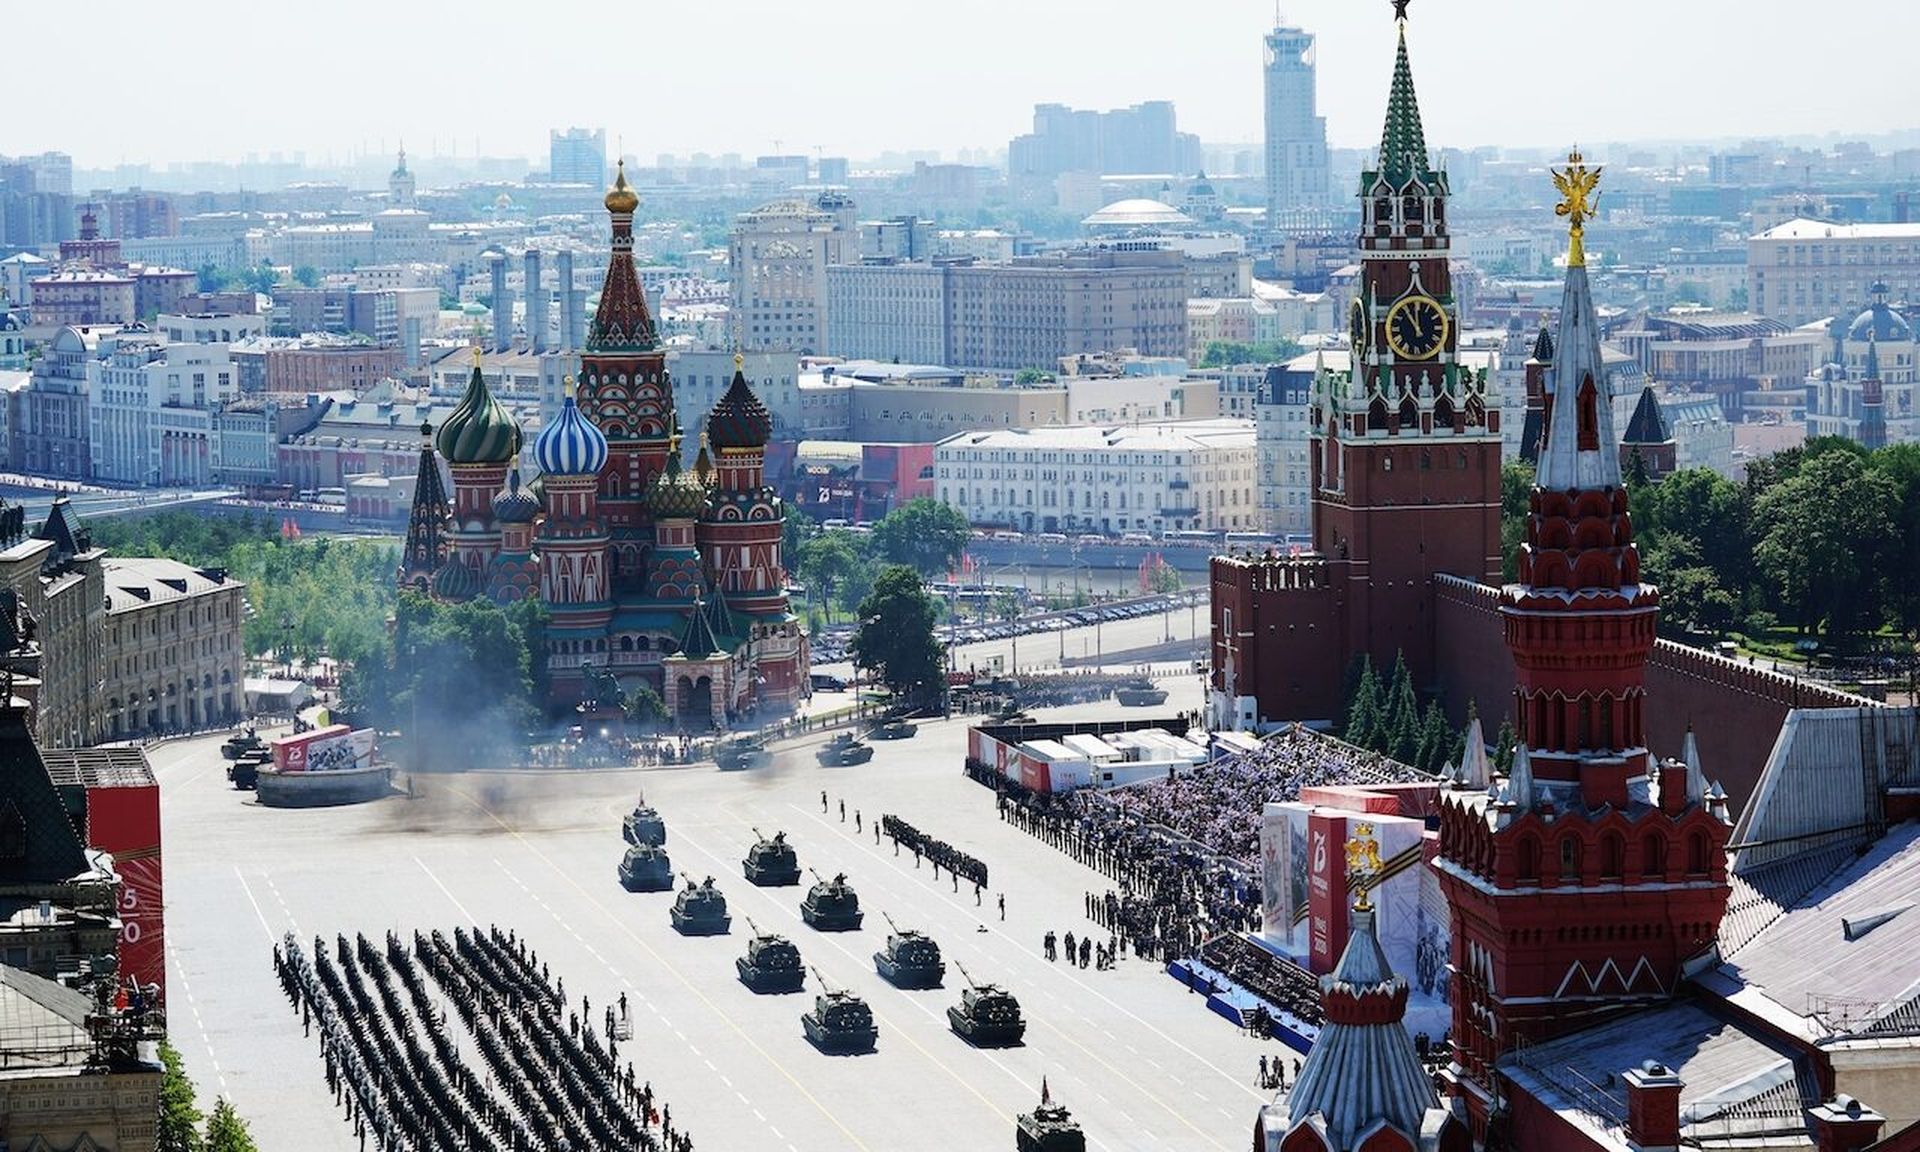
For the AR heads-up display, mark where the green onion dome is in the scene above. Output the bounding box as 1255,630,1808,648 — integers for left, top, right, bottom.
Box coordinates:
436,353,523,466
430,557,480,600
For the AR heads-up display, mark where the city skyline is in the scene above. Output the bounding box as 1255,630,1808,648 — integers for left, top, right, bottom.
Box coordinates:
14,0,1920,173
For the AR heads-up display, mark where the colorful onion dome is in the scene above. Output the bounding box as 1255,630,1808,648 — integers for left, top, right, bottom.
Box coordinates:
706,354,772,450
604,159,639,215
534,377,609,476
492,466,540,524
436,351,523,465
430,557,480,600
647,451,710,520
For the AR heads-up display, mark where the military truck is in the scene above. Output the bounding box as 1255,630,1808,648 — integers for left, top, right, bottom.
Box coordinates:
618,843,674,892
622,798,666,846
948,960,1026,1046
227,749,270,790
742,827,802,887
715,734,769,771
814,732,874,766
736,917,807,994
873,912,945,988
800,868,864,931
1113,678,1169,707
801,967,877,1053
1016,1084,1086,1152
669,873,731,935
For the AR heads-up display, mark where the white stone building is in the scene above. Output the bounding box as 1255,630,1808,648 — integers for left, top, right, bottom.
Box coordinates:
88,339,238,486
934,418,1256,536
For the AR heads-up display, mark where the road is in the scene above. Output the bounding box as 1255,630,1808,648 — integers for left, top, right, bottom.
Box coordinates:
156,670,1271,1152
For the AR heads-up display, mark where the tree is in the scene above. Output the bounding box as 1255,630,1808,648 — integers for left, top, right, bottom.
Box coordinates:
1341,657,1381,749
239,262,279,296
352,593,540,765
1492,716,1517,774
1752,450,1895,640
157,1039,204,1152
782,504,817,561
1414,699,1453,776
204,1098,260,1152
1198,339,1304,368
292,265,321,288
1870,443,1920,637
869,497,971,578
796,532,866,622
1382,652,1418,759
195,263,229,293
1014,367,1050,385
624,684,668,727
851,565,944,704
1499,459,1535,582
1144,557,1183,594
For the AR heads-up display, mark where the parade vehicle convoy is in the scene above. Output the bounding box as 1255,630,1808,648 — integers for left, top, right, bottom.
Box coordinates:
873,912,945,988
800,868,865,931
1113,678,1169,707
669,873,731,935
1016,1086,1087,1152
948,960,1027,1046
814,732,874,766
622,799,666,846
736,917,807,993
618,843,674,892
801,966,877,1053
221,727,265,761
715,734,769,771
868,717,917,741
743,827,802,886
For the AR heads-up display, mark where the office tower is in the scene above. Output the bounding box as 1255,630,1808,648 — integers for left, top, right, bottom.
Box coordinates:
1264,20,1332,226
548,127,607,186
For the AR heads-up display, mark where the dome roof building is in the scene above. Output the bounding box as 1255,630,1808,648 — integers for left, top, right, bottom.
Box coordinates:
1844,282,1914,345
647,449,710,520
430,557,480,601
705,359,773,450
491,467,541,524
436,353,523,466
533,379,609,476
1081,198,1196,230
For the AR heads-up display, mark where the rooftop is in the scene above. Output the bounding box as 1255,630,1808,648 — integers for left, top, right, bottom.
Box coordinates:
1753,218,1920,242
936,417,1253,453
1082,199,1195,229
103,557,241,612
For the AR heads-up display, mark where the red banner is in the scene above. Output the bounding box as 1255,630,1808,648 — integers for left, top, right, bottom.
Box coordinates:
85,784,164,1006
1306,812,1348,975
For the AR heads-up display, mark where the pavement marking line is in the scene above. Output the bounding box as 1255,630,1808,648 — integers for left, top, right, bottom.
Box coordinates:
445,784,877,1152
413,855,480,924
165,938,230,1095
787,798,1268,1104
232,866,276,943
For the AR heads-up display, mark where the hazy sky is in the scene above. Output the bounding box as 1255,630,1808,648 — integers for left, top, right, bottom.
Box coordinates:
15,0,1917,169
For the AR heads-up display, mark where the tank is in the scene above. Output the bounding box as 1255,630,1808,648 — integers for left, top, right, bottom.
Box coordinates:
948,961,1026,1046
801,967,877,1053
715,734,769,771
742,827,802,887
669,873,731,935
815,733,874,766
1016,1086,1086,1152
868,718,917,741
622,799,666,846
1113,678,1169,707
735,916,806,993
227,750,269,790
221,727,264,761
873,912,944,988
800,867,864,931
618,843,674,892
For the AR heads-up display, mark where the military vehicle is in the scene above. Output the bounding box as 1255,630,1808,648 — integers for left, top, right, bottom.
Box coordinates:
1113,678,1169,707
801,967,877,1053
227,749,269,790
221,727,264,761
872,912,945,988
1016,1084,1086,1152
814,732,874,766
948,961,1026,1046
669,873,732,935
622,798,666,846
868,717,917,741
742,827,802,887
800,868,864,931
735,916,806,993
617,843,674,892
715,734,769,771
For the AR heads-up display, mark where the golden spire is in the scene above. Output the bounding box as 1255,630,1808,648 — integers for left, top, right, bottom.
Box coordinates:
562,373,576,399
604,158,639,215
471,342,483,368
1345,822,1383,911
733,351,745,372
695,431,713,483
1552,148,1603,268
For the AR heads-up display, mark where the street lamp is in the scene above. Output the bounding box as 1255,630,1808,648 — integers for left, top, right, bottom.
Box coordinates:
281,614,294,679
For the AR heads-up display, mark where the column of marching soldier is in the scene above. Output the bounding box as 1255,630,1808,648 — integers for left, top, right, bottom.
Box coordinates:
274,925,698,1151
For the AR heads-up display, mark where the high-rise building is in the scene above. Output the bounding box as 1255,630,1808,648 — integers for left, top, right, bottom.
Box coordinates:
548,127,606,187
1008,101,1203,180
728,194,855,355
1264,21,1332,226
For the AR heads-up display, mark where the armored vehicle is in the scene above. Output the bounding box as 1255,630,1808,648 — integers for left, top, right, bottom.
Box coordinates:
1113,678,1169,707
715,734,769,771
622,799,666,846
1016,1085,1086,1152
221,727,264,761
618,843,674,892
948,961,1026,1046
227,749,269,790
814,733,874,766
873,912,945,988
800,868,864,931
801,967,877,1053
669,873,731,935
742,827,802,887
868,718,917,741
736,917,806,993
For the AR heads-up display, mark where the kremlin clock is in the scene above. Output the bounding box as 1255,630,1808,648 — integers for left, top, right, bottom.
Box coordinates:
1385,294,1448,361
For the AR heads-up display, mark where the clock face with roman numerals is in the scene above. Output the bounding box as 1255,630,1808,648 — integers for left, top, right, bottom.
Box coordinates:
1386,294,1448,361
1349,298,1370,360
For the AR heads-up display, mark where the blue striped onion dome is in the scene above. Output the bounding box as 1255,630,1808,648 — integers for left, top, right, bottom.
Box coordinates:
492,467,540,524
706,360,772,450
430,557,480,600
436,359,523,465
534,385,609,476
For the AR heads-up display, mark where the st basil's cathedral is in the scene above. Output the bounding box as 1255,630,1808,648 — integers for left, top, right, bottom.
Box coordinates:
397,163,808,725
